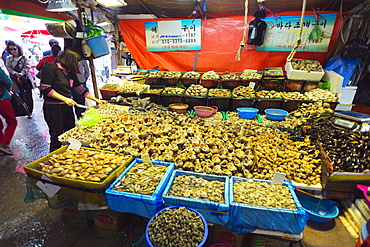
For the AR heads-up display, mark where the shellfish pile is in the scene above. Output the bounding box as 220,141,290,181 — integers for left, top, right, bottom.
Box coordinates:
182,71,201,79
161,87,185,95
232,86,255,99
201,70,220,80
281,92,307,101
146,71,163,78
162,71,182,78
233,180,297,209
38,149,130,182
185,84,208,97
208,89,231,97
167,175,225,203
240,70,262,80
256,90,281,99
291,59,323,72
221,72,240,80
147,207,205,247
304,88,339,102
62,107,322,186
113,162,168,195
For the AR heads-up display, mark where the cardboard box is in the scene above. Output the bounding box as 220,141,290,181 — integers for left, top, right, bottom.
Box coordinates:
93,209,127,239
244,233,291,247
61,206,90,228
212,225,245,247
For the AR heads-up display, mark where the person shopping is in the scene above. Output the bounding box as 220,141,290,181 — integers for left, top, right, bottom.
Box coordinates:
5,41,34,119
0,67,18,155
40,47,107,152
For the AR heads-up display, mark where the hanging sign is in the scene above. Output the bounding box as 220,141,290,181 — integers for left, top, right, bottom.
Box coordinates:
145,19,201,52
257,13,337,52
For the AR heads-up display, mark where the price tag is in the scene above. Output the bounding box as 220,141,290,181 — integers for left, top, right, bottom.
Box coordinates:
271,172,286,185
68,138,82,150
141,154,152,165
249,81,256,89
36,174,61,198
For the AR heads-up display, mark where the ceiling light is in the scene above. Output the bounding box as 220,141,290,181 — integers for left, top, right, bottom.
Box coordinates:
96,0,127,8
46,0,78,12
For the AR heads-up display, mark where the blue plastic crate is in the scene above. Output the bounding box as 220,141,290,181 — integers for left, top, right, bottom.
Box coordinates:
162,170,229,225
105,158,175,218
228,177,308,234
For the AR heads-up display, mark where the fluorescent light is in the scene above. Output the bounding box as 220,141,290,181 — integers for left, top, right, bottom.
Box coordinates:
96,0,127,7
46,0,78,12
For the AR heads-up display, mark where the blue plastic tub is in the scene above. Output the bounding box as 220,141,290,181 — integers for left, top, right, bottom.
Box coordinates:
145,206,208,247
228,177,308,234
162,170,229,225
296,192,339,223
264,108,289,121
105,158,175,218
236,107,259,119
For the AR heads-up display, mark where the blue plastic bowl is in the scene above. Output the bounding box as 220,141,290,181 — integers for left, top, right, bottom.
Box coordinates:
146,206,208,247
236,107,259,119
296,193,339,223
264,108,289,121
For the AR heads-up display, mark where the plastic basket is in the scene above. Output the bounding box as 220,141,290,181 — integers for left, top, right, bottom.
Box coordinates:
24,146,133,204
145,206,209,247
229,177,308,234
105,158,175,218
162,170,229,225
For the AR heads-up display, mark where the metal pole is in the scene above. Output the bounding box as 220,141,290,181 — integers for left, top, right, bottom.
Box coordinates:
88,56,100,98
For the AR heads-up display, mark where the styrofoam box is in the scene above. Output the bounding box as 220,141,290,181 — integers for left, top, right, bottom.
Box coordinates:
228,177,308,234
105,158,175,218
162,170,230,225
285,60,325,82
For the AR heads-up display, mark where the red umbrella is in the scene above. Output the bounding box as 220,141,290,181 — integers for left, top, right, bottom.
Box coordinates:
21,30,51,38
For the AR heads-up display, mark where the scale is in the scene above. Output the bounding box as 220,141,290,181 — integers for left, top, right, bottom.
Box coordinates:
333,111,370,132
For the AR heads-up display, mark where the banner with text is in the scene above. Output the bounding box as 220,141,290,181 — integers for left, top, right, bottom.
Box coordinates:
257,13,337,52
145,19,201,52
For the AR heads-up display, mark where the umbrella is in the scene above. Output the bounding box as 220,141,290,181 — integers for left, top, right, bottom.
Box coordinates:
21,30,51,38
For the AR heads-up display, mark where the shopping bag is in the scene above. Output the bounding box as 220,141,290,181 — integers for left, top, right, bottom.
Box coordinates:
10,93,30,116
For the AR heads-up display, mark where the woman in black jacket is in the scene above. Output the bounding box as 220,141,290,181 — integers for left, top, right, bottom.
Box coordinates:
40,47,107,152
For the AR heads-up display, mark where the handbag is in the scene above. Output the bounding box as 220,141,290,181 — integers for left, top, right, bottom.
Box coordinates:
0,80,7,98
10,92,30,116
36,56,48,79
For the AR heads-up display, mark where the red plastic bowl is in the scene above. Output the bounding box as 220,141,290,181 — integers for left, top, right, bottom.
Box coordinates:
194,105,218,117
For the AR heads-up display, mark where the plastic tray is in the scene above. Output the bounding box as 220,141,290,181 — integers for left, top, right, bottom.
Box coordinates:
229,177,308,234
162,170,230,225
25,146,133,204
99,89,119,100
105,158,175,218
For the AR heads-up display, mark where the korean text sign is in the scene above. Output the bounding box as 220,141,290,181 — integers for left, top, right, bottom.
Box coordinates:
145,19,201,52
257,13,337,52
